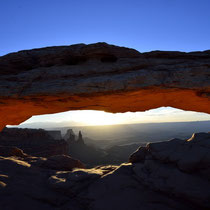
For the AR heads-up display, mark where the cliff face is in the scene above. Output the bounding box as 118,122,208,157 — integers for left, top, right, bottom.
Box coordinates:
0,42,210,129
47,130,62,140
129,132,210,209
0,128,68,157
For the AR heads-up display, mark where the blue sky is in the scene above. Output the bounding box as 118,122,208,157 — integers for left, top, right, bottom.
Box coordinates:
1,0,210,56
1,0,210,126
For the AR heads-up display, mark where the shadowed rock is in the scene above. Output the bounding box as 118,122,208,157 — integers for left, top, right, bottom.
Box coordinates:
0,128,69,157
0,145,28,158
129,132,210,209
0,42,210,129
33,154,85,170
47,130,62,140
1,132,210,209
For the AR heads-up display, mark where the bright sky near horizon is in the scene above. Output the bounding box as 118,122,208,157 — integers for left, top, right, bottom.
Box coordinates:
17,108,210,127
1,0,210,126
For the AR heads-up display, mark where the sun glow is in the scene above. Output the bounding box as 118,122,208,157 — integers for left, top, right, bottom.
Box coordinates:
69,110,123,126
11,107,210,128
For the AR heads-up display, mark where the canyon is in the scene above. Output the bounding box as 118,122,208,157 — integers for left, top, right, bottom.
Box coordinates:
0,43,210,209
0,131,210,210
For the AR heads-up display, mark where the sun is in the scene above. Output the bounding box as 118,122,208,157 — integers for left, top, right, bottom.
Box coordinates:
73,110,123,126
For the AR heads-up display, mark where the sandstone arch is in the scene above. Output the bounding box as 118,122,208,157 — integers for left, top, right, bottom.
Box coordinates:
0,42,210,130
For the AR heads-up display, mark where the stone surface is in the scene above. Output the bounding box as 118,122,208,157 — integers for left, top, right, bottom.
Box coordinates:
129,132,210,209
0,155,193,210
47,130,62,140
0,132,210,209
0,156,85,210
0,127,69,157
86,164,194,210
0,42,210,128
0,145,28,158
33,154,85,170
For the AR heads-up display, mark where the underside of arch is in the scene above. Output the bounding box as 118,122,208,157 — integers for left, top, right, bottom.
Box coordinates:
0,42,209,130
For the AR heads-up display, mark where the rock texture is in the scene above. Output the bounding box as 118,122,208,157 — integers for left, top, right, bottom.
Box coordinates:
129,132,210,209
0,128,69,157
0,145,28,158
47,130,62,140
0,132,210,209
33,154,85,170
0,154,86,210
0,42,210,128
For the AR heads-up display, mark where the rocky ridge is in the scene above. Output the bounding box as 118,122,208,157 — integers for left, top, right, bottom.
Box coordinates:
129,132,210,209
0,132,210,210
0,127,69,157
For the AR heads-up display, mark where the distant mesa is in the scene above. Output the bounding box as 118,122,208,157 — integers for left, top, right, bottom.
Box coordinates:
0,127,69,157
47,130,62,140
64,129,84,144
64,129,76,142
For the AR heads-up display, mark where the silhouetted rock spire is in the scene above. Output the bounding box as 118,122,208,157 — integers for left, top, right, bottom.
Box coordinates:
77,131,84,144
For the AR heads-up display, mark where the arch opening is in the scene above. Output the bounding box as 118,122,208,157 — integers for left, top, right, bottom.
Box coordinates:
6,107,210,167
0,42,210,166
9,107,210,128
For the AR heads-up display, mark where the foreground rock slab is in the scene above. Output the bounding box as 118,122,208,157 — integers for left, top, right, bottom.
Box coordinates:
129,132,210,209
0,42,210,129
0,132,210,209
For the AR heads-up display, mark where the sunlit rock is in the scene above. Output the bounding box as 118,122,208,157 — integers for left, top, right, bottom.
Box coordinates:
33,154,85,170
0,145,28,158
0,43,210,129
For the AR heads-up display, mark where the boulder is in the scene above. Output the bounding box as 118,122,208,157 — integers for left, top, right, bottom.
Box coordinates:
0,145,28,158
34,154,85,171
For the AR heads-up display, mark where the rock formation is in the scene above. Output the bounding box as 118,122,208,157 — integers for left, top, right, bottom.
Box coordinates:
0,132,210,209
0,154,86,210
47,130,62,140
129,132,210,209
77,131,85,144
64,129,84,144
0,42,209,209
64,129,106,167
33,154,85,170
0,145,28,158
0,128,68,157
64,128,76,142
0,42,210,129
